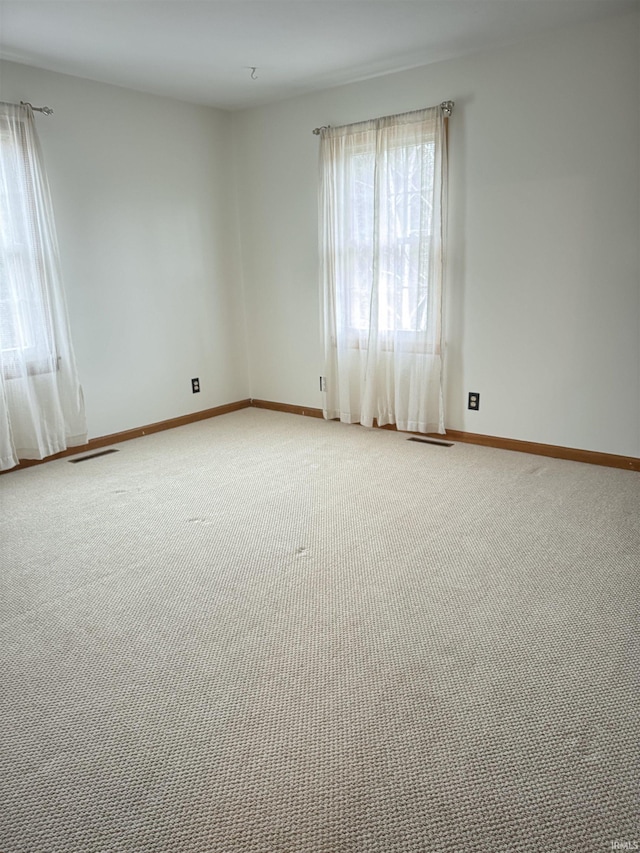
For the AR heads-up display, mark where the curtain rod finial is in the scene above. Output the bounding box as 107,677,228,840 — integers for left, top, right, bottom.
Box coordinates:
440,101,454,117
20,101,54,115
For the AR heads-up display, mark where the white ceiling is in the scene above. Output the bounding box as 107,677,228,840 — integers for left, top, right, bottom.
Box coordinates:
0,0,637,111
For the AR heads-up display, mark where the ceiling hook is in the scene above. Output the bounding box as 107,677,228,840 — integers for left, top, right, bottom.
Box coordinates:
250,67,258,80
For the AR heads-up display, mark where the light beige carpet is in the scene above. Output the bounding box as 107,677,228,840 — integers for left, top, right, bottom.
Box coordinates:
1,408,638,852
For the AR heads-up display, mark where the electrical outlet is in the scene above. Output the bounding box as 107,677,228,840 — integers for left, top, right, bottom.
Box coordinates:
191,377,200,394
468,392,479,411
320,376,326,392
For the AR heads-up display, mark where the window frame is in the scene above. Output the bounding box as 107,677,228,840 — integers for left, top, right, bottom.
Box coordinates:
328,118,447,356
0,116,59,380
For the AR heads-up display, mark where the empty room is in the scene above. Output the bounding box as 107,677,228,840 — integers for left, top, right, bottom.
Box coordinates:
1,1,639,851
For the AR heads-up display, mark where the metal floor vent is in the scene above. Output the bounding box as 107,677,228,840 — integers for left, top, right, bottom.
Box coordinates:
408,437,454,447
69,448,119,463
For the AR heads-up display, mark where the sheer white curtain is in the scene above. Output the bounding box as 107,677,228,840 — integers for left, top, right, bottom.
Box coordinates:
0,102,86,470
320,106,447,434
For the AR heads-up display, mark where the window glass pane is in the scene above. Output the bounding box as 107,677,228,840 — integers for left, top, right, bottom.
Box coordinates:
0,126,54,364
343,139,435,334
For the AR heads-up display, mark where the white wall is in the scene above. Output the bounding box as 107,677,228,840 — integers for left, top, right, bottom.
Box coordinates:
2,11,638,458
0,60,249,439
233,11,640,457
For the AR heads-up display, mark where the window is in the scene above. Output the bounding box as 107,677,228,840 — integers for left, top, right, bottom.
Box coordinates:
0,101,86,471
0,118,57,379
319,104,450,433
346,140,437,345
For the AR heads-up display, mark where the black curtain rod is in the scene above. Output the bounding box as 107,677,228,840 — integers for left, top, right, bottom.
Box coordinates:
20,101,54,115
0,100,54,115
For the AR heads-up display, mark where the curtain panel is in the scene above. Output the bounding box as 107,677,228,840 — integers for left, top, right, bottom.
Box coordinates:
0,102,86,470
319,106,447,434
